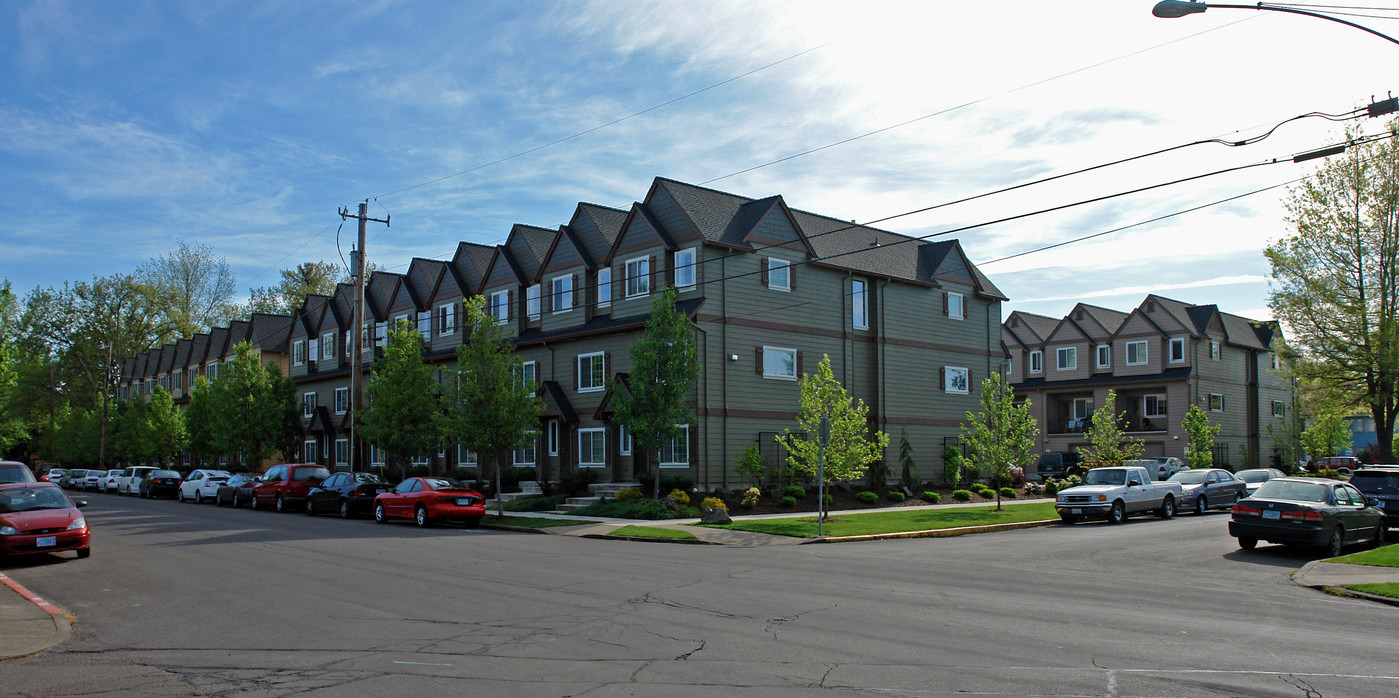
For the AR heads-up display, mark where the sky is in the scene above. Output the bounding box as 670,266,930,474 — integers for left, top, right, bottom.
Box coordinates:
4,0,1399,324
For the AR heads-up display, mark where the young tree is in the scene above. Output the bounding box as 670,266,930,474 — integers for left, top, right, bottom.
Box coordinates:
779,354,890,508
449,297,541,515
1081,390,1143,468
1182,404,1221,469
0,281,25,453
961,373,1038,509
144,386,188,466
214,342,300,469
1267,121,1399,461
610,286,700,499
359,321,445,479
1301,412,1351,464
184,375,222,466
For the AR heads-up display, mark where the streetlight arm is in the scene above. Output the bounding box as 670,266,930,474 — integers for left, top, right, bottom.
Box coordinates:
1153,1,1399,46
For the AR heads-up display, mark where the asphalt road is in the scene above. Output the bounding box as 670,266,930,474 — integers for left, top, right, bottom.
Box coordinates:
1,493,1395,697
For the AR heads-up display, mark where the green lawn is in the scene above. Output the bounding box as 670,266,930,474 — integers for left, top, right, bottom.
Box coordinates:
1330,543,1399,567
1343,583,1399,599
484,515,592,528
608,525,697,540
718,501,1058,538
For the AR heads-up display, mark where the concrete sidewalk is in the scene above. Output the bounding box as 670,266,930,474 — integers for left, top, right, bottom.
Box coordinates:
1293,560,1399,605
0,571,72,662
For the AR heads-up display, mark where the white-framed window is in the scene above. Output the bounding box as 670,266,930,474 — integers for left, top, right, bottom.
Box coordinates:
1209,393,1225,412
1144,394,1167,418
767,258,790,292
762,346,797,380
159,375,169,390
1272,400,1286,417
513,434,537,466
947,291,964,319
597,268,612,307
674,248,696,289
1210,341,1221,361
370,445,386,466
852,279,868,329
335,387,349,415
625,257,650,299
302,392,317,419
526,285,541,319
410,454,429,467
172,373,183,391
308,338,319,362
293,340,306,366
335,439,349,467
1056,347,1076,371
457,444,478,466
362,323,371,350
619,424,632,455
660,425,689,468
303,439,318,463
944,367,969,394
547,420,559,456
1170,337,1185,363
344,330,351,358
374,321,387,345
417,310,432,337
1096,344,1110,369
438,302,456,335
1271,354,1280,371
393,314,410,332
490,290,510,323
206,364,217,379
1029,350,1043,374
1126,341,1148,366
1072,397,1093,420
551,275,573,313
518,360,537,388
578,428,606,467
321,332,335,360
578,352,605,392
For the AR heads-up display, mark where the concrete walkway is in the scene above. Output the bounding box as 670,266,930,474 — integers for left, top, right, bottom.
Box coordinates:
0,571,73,662
1293,560,1399,606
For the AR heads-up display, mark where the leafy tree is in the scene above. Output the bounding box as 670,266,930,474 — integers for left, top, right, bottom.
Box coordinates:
1182,404,1221,469
144,386,188,466
1267,121,1399,461
51,405,102,467
942,443,964,487
247,261,347,316
449,297,541,515
961,373,1038,509
359,320,445,479
184,375,221,466
779,354,890,506
137,239,238,341
203,342,300,469
1081,390,1143,468
734,443,768,489
1301,412,1350,463
610,287,700,499
0,280,26,453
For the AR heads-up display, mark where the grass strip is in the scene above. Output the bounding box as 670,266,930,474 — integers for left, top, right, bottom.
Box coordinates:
609,525,697,540
1329,543,1399,567
719,501,1058,538
485,515,593,528
1343,582,1399,599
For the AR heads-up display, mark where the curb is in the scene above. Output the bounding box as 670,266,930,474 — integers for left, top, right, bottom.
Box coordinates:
799,519,1058,544
1319,585,1399,607
478,523,552,534
0,572,74,661
0,573,65,617
580,533,720,545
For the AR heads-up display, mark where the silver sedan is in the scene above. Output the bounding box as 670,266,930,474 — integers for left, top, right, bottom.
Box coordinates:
1168,468,1249,515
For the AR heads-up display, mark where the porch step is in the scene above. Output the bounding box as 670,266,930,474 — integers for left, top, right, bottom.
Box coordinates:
588,482,641,496
555,496,600,512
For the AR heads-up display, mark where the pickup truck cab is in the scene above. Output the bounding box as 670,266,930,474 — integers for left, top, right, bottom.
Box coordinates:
1055,466,1182,525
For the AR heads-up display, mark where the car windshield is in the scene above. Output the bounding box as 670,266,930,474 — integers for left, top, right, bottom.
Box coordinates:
1350,471,1399,493
1084,470,1126,486
1169,471,1207,484
0,486,73,513
422,478,462,491
1255,480,1327,503
292,467,331,482
1236,470,1272,483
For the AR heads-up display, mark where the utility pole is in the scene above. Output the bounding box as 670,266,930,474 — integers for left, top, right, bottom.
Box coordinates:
339,202,388,473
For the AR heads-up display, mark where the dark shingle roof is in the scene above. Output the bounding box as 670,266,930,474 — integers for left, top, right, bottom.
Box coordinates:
453,242,496,293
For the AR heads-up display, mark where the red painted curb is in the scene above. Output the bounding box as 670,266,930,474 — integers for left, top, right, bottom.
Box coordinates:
0,572,64,617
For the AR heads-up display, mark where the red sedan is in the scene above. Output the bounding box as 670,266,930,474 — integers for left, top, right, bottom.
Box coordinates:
373,477,485,528
0,482,91,559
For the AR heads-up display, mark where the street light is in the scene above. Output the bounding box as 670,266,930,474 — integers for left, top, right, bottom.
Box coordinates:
1152,1,1399,46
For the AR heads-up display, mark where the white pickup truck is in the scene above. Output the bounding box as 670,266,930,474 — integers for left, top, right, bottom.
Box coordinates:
1055,466,1183,524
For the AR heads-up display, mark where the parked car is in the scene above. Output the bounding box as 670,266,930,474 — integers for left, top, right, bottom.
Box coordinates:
1167,468,1248,515
250,464,330,512
216,473,260,507
1349,466,1399,527
306,471,391,518
373,477,486,528
0,482,90,559
178,469,231,503
1126,457,1188,481
97,469,124,493
1055,465,1182,524
81,470,104,491
0,461,36,484
58,469,87,490
38,468,67,484
116,466,159,496
1235,468,1286,496
1035,451,1084,481
1309,456,1360,475
140,470,184,499
1230,477,1387,555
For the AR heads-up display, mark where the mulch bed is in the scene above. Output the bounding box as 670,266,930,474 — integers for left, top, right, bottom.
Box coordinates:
712,485,1051,516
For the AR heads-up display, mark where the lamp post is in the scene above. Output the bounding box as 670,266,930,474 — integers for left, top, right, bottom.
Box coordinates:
1152,1,1399,46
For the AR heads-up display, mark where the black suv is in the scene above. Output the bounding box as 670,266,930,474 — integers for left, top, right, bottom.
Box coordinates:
1350,466,1399,525
1036,452,1084,480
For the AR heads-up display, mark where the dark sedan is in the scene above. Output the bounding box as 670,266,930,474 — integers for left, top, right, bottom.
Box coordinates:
140,470,184,499
1230,477,1388,556
1349,467,1399,526
1168,468,1249,515
306,471,392,518
215,473,260,507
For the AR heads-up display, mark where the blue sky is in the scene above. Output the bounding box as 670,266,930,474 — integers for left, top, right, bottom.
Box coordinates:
4,1,1398,322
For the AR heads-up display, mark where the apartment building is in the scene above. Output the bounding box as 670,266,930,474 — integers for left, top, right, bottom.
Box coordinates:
1003,295,1291,468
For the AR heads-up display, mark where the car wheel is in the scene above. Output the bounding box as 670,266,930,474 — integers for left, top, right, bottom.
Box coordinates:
1237,537,1257,550
374,503,387,523
195,492,204,504
1158,496,1175,520
464,517,482,529
76,547,91,559
1195,496,1207,516
1107,500,1126,525
250,493,260,510
1326,527,1344,557
1059,514,1077,525
275,494,286,513
177,490,185,503
339,500,352,519
415,505,430,528
306,498,317,516
1373,521,1388,549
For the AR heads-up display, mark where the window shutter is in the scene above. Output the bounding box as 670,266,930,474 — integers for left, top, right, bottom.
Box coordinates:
789,265,796,291
755,346,764,375
648,255,657,291
571,273,579,307
968,369,973,385
665,255,675,286
603,351,611,380
943,292,949,316
573,355,579,391
689,423,698,462
796,351,804,376
761,258,769,286
542,284,551,314
940,367,946,390
615,263,623,300
507,290,513,320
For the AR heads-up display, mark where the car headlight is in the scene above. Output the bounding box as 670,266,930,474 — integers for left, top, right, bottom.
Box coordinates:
0,526,19,535
66,517,86,531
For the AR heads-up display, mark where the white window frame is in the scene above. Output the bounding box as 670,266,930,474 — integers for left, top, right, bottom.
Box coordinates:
547,420,559,456
490,290,510,323
438,302,456,335
578,428,606,468
303,439,318,464
1210,341,1221,361
513,434,538,466
457,444,478,467
302,392,317,419
674,248,696,289
1096,344,1110,369
335,439,349,467
1209,393,1225,412
551,275,573,313
409,454,429,467
293,340,306,366
417,310,432,337
1169,337,1185,363
344,330,351,358
578,352,605,392
944,366,969,394
1126,341,1148,366
947,291,964,320
1143,394,1167,419
1072,397,1094,420
768,258,791,292
1272,400,1286,417
619,424,632,455
370,445,386,466
625,256,650,299
659,425,689,468
321,332,335,361
762,346,797,380
526,284,541,319
1029,350,1043,374
852,279,868,329
518,360,537,388
597,268,612,307
334,387,349,415
1056,347,1076,371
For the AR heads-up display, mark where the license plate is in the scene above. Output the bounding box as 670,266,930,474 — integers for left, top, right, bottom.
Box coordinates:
456,498,471,506
1263,510,1280,520
36,536,56,547
1070,508,1081,514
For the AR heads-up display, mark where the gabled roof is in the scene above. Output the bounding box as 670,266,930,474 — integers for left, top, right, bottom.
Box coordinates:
452,241,496,294
1005,310,1059,343
1145,295,1201,336
407,257,448,305
539,381,578,424
1073,303,1128,335
330,283,355,327
366,272,400,319
505,224,558,283
298,295,330,336
249,313,292,351
1219,311,1271,350
189,334,210,367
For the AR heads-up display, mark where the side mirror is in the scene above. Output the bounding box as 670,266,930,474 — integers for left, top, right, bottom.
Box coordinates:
1128,479,1142,487
74,500,88,508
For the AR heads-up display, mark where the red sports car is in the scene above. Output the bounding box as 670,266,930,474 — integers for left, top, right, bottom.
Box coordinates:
373,477,486,528
0,482,91,559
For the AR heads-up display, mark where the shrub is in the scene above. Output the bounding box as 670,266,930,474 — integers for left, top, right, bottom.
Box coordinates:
700,496,728,511
783,484,806,499
1063,474,1082,488
953,489,973,502
666,489,691,506
560,469,598,496
886,491,906,503
856,491,879,504
998,487,1016,499
1043,481,1059,497
1024,482,1044,495
741,487,761,508
921,491,940,503
780,495,797,508
822,493,833,507
735,443,769,488
500,467,537,492
615,487,643,502
574,499,683,520
501,495,567,512
638,473,694,495
942,444,964,486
